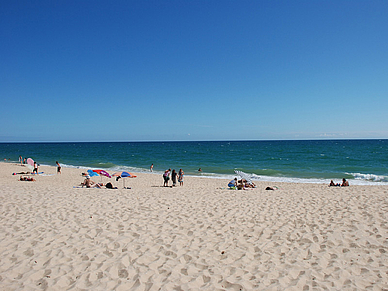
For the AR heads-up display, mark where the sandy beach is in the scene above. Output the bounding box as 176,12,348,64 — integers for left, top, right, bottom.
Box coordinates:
0,162,387,290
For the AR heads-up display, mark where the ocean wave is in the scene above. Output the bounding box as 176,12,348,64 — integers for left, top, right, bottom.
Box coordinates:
45,163,388,186
350,172,388,183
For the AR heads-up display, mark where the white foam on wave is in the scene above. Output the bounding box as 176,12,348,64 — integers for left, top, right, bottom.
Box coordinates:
195,172,388,186
52,163,388,186
350,172,388,183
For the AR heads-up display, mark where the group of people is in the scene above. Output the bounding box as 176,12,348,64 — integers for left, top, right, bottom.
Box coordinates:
329,178,349,187
80,174,117,189
228,177,256,190
18,156,62,174
163,168,184,187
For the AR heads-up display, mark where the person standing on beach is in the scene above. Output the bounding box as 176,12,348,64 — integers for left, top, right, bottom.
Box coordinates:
163,169,171,187
178,169,184,186
33,162,38,174
19,156,23,165
56,161,61,174
171,169,178,187
150,163,153,172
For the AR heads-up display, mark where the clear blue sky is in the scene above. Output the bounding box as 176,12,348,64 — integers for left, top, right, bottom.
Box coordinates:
1,0,387,142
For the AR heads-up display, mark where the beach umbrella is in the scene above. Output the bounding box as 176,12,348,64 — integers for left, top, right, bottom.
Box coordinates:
112,171,137,188
92,169,111,178
24,163,34,172
234,170,254,185
27,158,34,167
87,169,100,177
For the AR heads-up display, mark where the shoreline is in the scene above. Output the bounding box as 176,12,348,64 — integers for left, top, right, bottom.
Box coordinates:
1,162,388,290
3,160,387,186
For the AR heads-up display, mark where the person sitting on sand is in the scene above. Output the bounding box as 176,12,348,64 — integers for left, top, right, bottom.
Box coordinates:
80,175,96,188
228,178,238,189
341,178,349,187
80,176,104,188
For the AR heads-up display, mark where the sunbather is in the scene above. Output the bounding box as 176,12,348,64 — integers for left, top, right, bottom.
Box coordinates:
20,176,36,181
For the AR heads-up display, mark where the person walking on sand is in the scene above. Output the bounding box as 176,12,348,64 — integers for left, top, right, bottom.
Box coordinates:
178,169,184,186
33,162,38,174
56,161,61,174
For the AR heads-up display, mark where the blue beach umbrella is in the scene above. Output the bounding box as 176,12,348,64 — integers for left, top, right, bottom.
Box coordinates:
87,169,100,177
112,171,137,188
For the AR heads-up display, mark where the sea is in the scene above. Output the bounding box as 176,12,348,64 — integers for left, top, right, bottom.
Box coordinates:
1,140,387,185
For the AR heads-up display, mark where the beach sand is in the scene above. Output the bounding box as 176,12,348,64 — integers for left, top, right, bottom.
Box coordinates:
1,162,387,290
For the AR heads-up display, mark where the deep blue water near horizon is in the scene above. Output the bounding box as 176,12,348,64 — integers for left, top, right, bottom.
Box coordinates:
1,140,387,185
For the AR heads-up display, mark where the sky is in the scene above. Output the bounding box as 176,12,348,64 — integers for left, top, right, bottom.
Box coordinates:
1,0,387,142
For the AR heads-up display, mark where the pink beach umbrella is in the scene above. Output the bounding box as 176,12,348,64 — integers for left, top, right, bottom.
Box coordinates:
27,158,34,167
92,169,111,178
92,169,111,183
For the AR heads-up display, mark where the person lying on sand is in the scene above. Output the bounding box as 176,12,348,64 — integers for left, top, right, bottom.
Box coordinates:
105,182,118,189
265,186,278,190
20,176,36,181
236,179,256,190
329,180,340,187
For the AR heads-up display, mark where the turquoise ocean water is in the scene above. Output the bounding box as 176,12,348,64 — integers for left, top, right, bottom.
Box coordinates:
1,140,387,185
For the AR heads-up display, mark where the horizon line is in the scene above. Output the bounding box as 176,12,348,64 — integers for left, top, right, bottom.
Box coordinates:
1,138,387,143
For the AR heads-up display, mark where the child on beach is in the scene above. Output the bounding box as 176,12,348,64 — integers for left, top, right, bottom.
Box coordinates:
178,169,184,186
